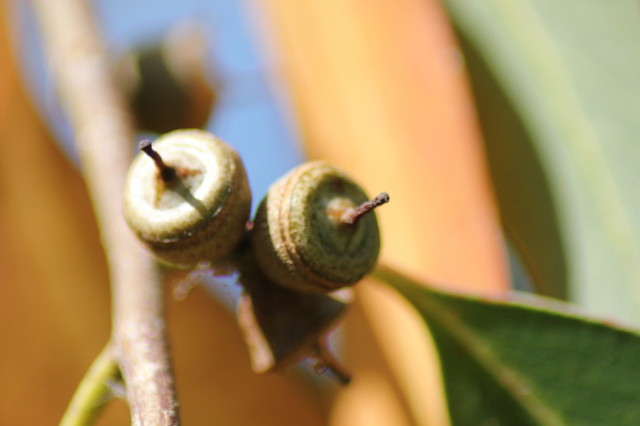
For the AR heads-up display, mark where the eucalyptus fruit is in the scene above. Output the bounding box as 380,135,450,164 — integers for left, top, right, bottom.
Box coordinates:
114,21,217,134
251,161,388,293
123,129,251,268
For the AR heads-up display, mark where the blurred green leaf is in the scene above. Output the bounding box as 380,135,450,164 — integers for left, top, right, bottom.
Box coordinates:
376,264,640,425
440,0,640,322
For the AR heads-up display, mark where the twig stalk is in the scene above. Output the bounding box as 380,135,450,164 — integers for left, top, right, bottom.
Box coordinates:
30,0,180,424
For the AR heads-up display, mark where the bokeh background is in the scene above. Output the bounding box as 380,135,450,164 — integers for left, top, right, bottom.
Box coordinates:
11,0,628,423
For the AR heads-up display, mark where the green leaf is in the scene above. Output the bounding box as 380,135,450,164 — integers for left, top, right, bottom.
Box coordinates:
439,0,640,322
375,265,640,426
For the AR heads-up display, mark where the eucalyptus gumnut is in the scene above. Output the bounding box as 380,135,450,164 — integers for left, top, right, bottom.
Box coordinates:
251,161,388,293
114,21,217,134
123,129,251,268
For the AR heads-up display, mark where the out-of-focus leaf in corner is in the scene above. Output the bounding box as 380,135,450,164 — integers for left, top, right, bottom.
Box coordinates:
440,0,640,323
376,264,640,426
459,32,568,300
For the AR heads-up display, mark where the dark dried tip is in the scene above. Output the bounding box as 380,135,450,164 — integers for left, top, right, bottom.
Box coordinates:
139,139,176,181
312,341,352,385
313,360,352,385
340,192,390,226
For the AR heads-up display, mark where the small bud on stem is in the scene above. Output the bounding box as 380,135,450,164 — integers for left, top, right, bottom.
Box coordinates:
340,192,390,226
139,139,176,181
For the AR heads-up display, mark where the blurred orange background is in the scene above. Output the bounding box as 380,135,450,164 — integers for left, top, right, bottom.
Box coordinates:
0,0,507,424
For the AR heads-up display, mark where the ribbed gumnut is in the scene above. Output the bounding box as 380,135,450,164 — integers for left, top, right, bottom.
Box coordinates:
123,129,251,268
251,161,381,293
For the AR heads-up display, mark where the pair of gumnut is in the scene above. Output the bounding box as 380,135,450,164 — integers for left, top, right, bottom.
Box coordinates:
122,129,389,382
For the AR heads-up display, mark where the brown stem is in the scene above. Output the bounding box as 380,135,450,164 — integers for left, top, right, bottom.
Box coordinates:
340,192,390,225
31,0,180,424
139,139,177,181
